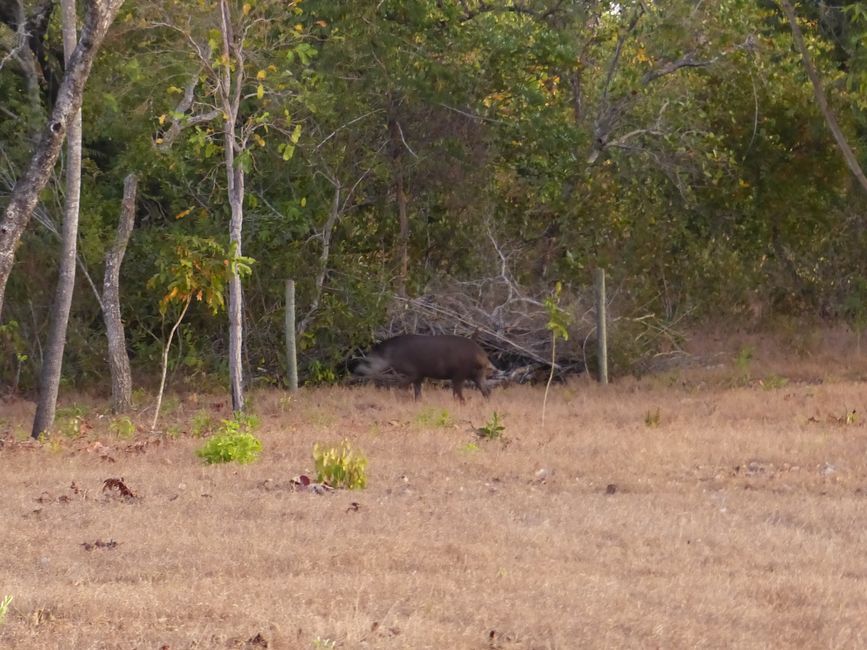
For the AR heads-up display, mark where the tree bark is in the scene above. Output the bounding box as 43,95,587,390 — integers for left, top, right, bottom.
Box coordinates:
0,0,124,320
220,0,245,413
31,0,84,439
102,173,137,414
778,0,867,197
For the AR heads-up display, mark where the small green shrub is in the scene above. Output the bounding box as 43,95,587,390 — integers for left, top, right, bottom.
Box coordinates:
476,411,505,439
196,414,262,464
313,440,367,489
110,416,136,439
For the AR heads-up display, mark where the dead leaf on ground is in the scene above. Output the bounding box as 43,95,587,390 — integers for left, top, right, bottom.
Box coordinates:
346,502,361,512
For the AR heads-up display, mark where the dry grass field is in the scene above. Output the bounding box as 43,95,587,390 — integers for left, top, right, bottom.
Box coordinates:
2,329,867,649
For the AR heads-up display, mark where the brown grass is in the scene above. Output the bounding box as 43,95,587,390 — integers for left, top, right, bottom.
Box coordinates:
2,334,867,649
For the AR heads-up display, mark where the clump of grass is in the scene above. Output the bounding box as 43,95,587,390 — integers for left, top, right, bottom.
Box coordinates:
0,594,11,625
645,408,661,427
196,414,262,465
191,411,218,438
109,416,136,440
416,406,453,427
313,440,367,489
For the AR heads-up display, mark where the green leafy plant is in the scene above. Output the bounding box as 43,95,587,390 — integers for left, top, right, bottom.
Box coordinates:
0,594,12,625
196,414,262,464
476,411,505,439
304,359,337,385
148,236,254,431
645,408,661,427
110,416,136,439
313,440,367,489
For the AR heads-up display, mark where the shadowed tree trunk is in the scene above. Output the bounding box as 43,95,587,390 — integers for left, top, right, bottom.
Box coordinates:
32,0,84,439
102,173,137,414
0,0,125,321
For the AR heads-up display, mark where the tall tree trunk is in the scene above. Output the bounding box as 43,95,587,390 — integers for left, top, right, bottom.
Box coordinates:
0,0,124,320
102,173,137,414
32,0,83,439
779,0,867,197
227,164,245,413
220,0,245,413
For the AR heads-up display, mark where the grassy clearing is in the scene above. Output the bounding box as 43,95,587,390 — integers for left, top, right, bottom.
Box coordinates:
2,335,867,648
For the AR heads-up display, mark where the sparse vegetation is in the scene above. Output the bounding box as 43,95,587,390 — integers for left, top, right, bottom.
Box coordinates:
476,411,505,440
313,440,368,490
644,408,661,427
2,340,867,647
415,407,453,428
109,416,136,440
196,415,263,465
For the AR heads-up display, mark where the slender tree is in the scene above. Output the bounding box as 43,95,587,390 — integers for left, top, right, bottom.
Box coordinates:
102,173,138,414
32,0,85,438
0,0,124,320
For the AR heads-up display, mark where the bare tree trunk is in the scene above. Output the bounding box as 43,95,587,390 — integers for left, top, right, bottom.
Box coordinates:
227,165,245,413
0,0,124,320
220,0,245,413
32,0,83,439
102,173,137,414
779,0,867,197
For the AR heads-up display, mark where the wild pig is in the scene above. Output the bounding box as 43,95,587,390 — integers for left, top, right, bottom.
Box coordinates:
353,334,494,402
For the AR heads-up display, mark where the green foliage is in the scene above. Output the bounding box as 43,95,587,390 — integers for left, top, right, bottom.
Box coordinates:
645,409,661,428
196,414,263,464
313,440,368,490
544,282,570,343
110,416,137,440
476,411,505,440
304,360,337,386
2,0,866,396
148,236,254,317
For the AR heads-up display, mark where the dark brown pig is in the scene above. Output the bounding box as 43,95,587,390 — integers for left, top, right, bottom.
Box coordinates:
353,334,494,402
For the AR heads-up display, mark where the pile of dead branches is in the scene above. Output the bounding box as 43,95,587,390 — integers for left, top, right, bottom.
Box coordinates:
375,277,597,384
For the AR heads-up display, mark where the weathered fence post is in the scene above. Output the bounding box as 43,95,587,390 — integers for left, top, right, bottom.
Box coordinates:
285,279,298,391
594,268,609,385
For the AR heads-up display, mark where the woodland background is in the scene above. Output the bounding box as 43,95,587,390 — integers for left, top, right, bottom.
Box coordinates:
1,0,866,397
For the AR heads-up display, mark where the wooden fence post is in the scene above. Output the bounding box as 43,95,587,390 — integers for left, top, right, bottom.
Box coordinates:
594,268,609,385
285,279,298,391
